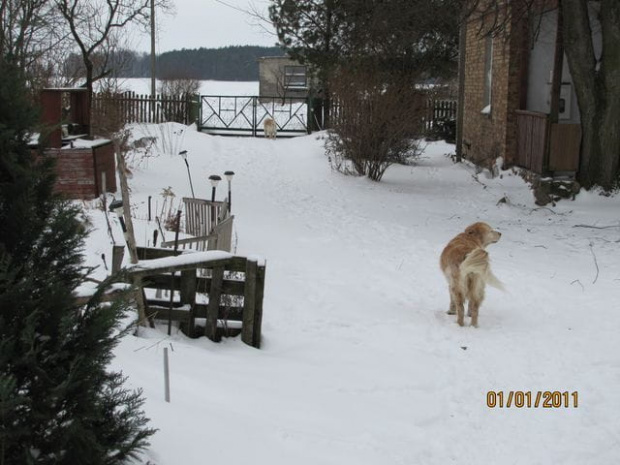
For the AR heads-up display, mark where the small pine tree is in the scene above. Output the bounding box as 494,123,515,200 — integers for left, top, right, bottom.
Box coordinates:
0,58,156,464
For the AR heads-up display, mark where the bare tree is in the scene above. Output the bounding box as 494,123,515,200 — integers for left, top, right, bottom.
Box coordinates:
54,0,170,135
0,0,68,92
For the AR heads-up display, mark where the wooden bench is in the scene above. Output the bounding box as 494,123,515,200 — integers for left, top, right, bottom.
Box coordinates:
161,215,234,252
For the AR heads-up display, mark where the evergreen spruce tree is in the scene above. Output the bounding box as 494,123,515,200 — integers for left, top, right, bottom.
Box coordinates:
0,57,155,464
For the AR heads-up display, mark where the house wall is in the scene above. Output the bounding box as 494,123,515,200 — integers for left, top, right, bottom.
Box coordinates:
527,6,602,125
258,56,308,99
527,10,580,123
462,16,524,168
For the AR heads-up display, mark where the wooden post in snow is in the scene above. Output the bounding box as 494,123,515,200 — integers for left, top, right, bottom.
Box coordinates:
163,347,170,403
205,265,225,342
241,259,258,347
114,140,149,327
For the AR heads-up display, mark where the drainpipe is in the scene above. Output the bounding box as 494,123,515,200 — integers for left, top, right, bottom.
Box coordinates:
456,11,467,163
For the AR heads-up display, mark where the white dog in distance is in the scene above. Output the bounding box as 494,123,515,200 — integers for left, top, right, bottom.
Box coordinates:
264,118,277,139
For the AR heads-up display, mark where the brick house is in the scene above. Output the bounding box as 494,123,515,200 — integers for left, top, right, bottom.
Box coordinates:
458,1,598,186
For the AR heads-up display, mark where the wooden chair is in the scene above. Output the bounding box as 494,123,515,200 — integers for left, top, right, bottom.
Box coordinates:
161,215,234,252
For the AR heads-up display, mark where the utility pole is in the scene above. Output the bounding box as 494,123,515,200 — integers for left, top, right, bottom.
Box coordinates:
150,0,156,98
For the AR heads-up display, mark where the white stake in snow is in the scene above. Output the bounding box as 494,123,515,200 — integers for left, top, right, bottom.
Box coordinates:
164,347,170,403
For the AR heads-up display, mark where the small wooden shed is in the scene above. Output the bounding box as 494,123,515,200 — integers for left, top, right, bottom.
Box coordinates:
37,88,116,199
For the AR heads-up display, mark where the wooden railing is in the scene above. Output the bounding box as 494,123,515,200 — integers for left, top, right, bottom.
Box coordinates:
515,110,548,174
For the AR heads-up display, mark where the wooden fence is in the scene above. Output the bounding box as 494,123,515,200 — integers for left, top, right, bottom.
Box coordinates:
127,246,265,348
92,92,197,125
92,92,457,139
425,99,457,131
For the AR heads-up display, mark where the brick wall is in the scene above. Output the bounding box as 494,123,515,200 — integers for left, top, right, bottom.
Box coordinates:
462,13,526,169
47,148,97,199
43,141,116,200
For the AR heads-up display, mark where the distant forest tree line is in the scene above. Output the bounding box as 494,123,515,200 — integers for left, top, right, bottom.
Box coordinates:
64,45,285,82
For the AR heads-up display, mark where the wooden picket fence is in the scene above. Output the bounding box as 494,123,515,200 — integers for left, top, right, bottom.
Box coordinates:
92,91,196,125
425,99,457,131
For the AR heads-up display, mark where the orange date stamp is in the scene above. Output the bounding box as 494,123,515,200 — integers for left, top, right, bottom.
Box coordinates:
486,391,579,408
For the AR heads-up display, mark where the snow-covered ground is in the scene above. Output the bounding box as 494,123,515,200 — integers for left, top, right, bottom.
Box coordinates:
116,78,258,96
82,123,620,464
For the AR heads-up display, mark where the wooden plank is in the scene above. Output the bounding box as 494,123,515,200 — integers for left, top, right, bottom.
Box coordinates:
146,305,191,322
180,269,197,305
515,111,548,174
111,245,125,273
252,265,266,348
180,269,197,335
193,303,244,320
210,215,234,252
129,255,250,277
549,123,581,172
143,273,246,296
241,259,258,347
161,234,213,249
136,246,182,260
205,266,224,341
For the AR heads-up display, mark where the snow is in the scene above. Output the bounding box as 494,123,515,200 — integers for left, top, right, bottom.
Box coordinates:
64,137,111,149
80,121,620,464
112,78,259,96
127,250,234,273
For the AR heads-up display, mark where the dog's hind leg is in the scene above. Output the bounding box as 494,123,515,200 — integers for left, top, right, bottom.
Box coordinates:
467,275,485,327
449,284,466,326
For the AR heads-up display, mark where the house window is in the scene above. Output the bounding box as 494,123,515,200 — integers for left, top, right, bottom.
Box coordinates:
482,35,493,114
284,66,307,89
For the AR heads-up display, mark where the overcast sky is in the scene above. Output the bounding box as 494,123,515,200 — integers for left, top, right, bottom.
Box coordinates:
132,0,278,53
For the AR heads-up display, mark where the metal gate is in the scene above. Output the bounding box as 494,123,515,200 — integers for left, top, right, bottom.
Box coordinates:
199,95,310,137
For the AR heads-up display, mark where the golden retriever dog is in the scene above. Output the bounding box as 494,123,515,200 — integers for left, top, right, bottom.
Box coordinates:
264,117,277,139
440,222,504,327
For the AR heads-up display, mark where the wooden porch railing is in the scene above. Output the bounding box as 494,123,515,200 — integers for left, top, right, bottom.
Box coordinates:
515,110,548,174
516,110,581,175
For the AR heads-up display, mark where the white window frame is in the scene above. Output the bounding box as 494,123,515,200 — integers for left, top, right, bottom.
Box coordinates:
284,65,308,90
482,35,493,114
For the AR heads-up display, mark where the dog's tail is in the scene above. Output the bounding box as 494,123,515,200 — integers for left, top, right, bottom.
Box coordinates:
460,248,505,291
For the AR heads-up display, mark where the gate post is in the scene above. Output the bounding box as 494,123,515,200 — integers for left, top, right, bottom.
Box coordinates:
188,93,200,126
252,97,257,137
306,96,312,134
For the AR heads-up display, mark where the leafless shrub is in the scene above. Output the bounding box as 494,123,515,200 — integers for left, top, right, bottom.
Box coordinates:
158,77,200,97
326,66,426,181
